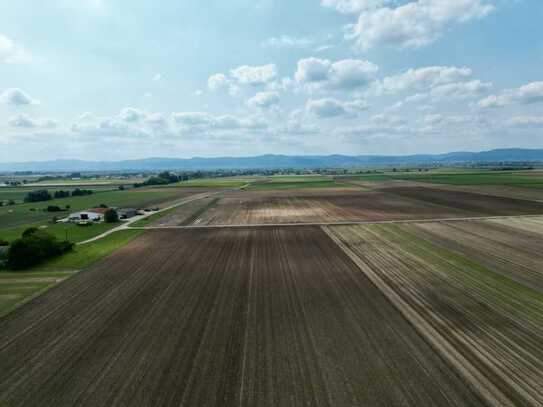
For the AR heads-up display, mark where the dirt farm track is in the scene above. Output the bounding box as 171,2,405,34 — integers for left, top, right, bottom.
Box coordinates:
0,228,486,407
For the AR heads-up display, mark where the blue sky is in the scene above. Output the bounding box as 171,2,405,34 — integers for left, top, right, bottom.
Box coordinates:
0,0,542,161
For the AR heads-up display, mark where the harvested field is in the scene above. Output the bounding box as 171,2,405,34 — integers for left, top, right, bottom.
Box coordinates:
162,188,479,226
328,223,543,407
0,228,484,407
383,186,543,216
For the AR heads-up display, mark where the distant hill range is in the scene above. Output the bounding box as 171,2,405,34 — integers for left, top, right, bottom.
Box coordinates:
1,149,543,172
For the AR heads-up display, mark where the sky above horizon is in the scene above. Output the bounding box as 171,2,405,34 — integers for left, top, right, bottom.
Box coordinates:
1,0,542,162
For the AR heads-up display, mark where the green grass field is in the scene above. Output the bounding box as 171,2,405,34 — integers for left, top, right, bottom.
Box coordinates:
0,187,189,230
31,230,144,272
0,186,115,204
394,171,543,188
0,271,75,317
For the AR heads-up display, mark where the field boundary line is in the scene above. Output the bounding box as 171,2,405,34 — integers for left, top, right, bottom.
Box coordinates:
321,225,517,407
128,213,543,230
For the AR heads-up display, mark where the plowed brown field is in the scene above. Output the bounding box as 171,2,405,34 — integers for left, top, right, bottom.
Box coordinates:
0,228,484,407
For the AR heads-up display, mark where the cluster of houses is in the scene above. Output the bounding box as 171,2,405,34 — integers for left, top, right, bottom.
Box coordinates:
65,207,139,223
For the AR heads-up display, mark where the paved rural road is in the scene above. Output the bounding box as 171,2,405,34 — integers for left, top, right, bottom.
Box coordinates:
77,190,225,245
128,213,543,230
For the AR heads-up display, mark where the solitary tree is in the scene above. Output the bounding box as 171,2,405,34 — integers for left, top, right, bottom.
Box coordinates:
104,208,119,223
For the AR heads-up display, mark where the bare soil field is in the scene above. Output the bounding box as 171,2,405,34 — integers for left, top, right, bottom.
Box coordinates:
158,188,476,226
328,223,543,407
382,186,543,216
0,228,484,407
345,178,543,202
155,186,543,226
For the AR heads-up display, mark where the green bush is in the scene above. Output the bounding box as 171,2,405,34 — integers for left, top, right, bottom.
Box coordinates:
7,229,74,270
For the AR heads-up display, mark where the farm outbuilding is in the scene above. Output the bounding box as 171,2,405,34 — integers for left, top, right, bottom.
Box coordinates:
68,208,108,222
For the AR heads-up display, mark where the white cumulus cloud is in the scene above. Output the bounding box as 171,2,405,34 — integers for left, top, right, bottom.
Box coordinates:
295,58,378,92
247,91,280,109
340,0,494,50
306,97,369,118
479,82,543,108
0,88,38,105
230,64,278,86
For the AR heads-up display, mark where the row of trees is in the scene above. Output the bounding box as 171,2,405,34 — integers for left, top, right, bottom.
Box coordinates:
134,171,184,187
24,188,93,203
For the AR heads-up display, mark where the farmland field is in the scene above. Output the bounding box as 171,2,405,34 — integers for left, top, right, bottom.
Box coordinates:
0,228,484,407
2,175,543,407
0,186,213,235
327,218,543,407
150,186,543,226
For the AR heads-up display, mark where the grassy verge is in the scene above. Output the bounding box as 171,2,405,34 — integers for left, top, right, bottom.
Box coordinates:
31,230,144,272
1,221,121,244
0,271,75,317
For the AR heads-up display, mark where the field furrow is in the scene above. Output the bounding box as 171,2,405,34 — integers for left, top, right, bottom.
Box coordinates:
0,228,484,407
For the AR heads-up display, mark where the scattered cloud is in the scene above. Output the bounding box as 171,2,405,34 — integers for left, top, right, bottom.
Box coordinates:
295,57,378,92
117,107,146,123
172,112,267,132
479,81,543,108
230,64,278,86
208,64,278,97
208,73,230,91
153,73,162,81
306,97,369,118
8,114,57,129
376,66,473,94
321,0,389,14
0,88,39,106
329,0,495,50
247,91,280,109
0,34,31,64
262,35,313,48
